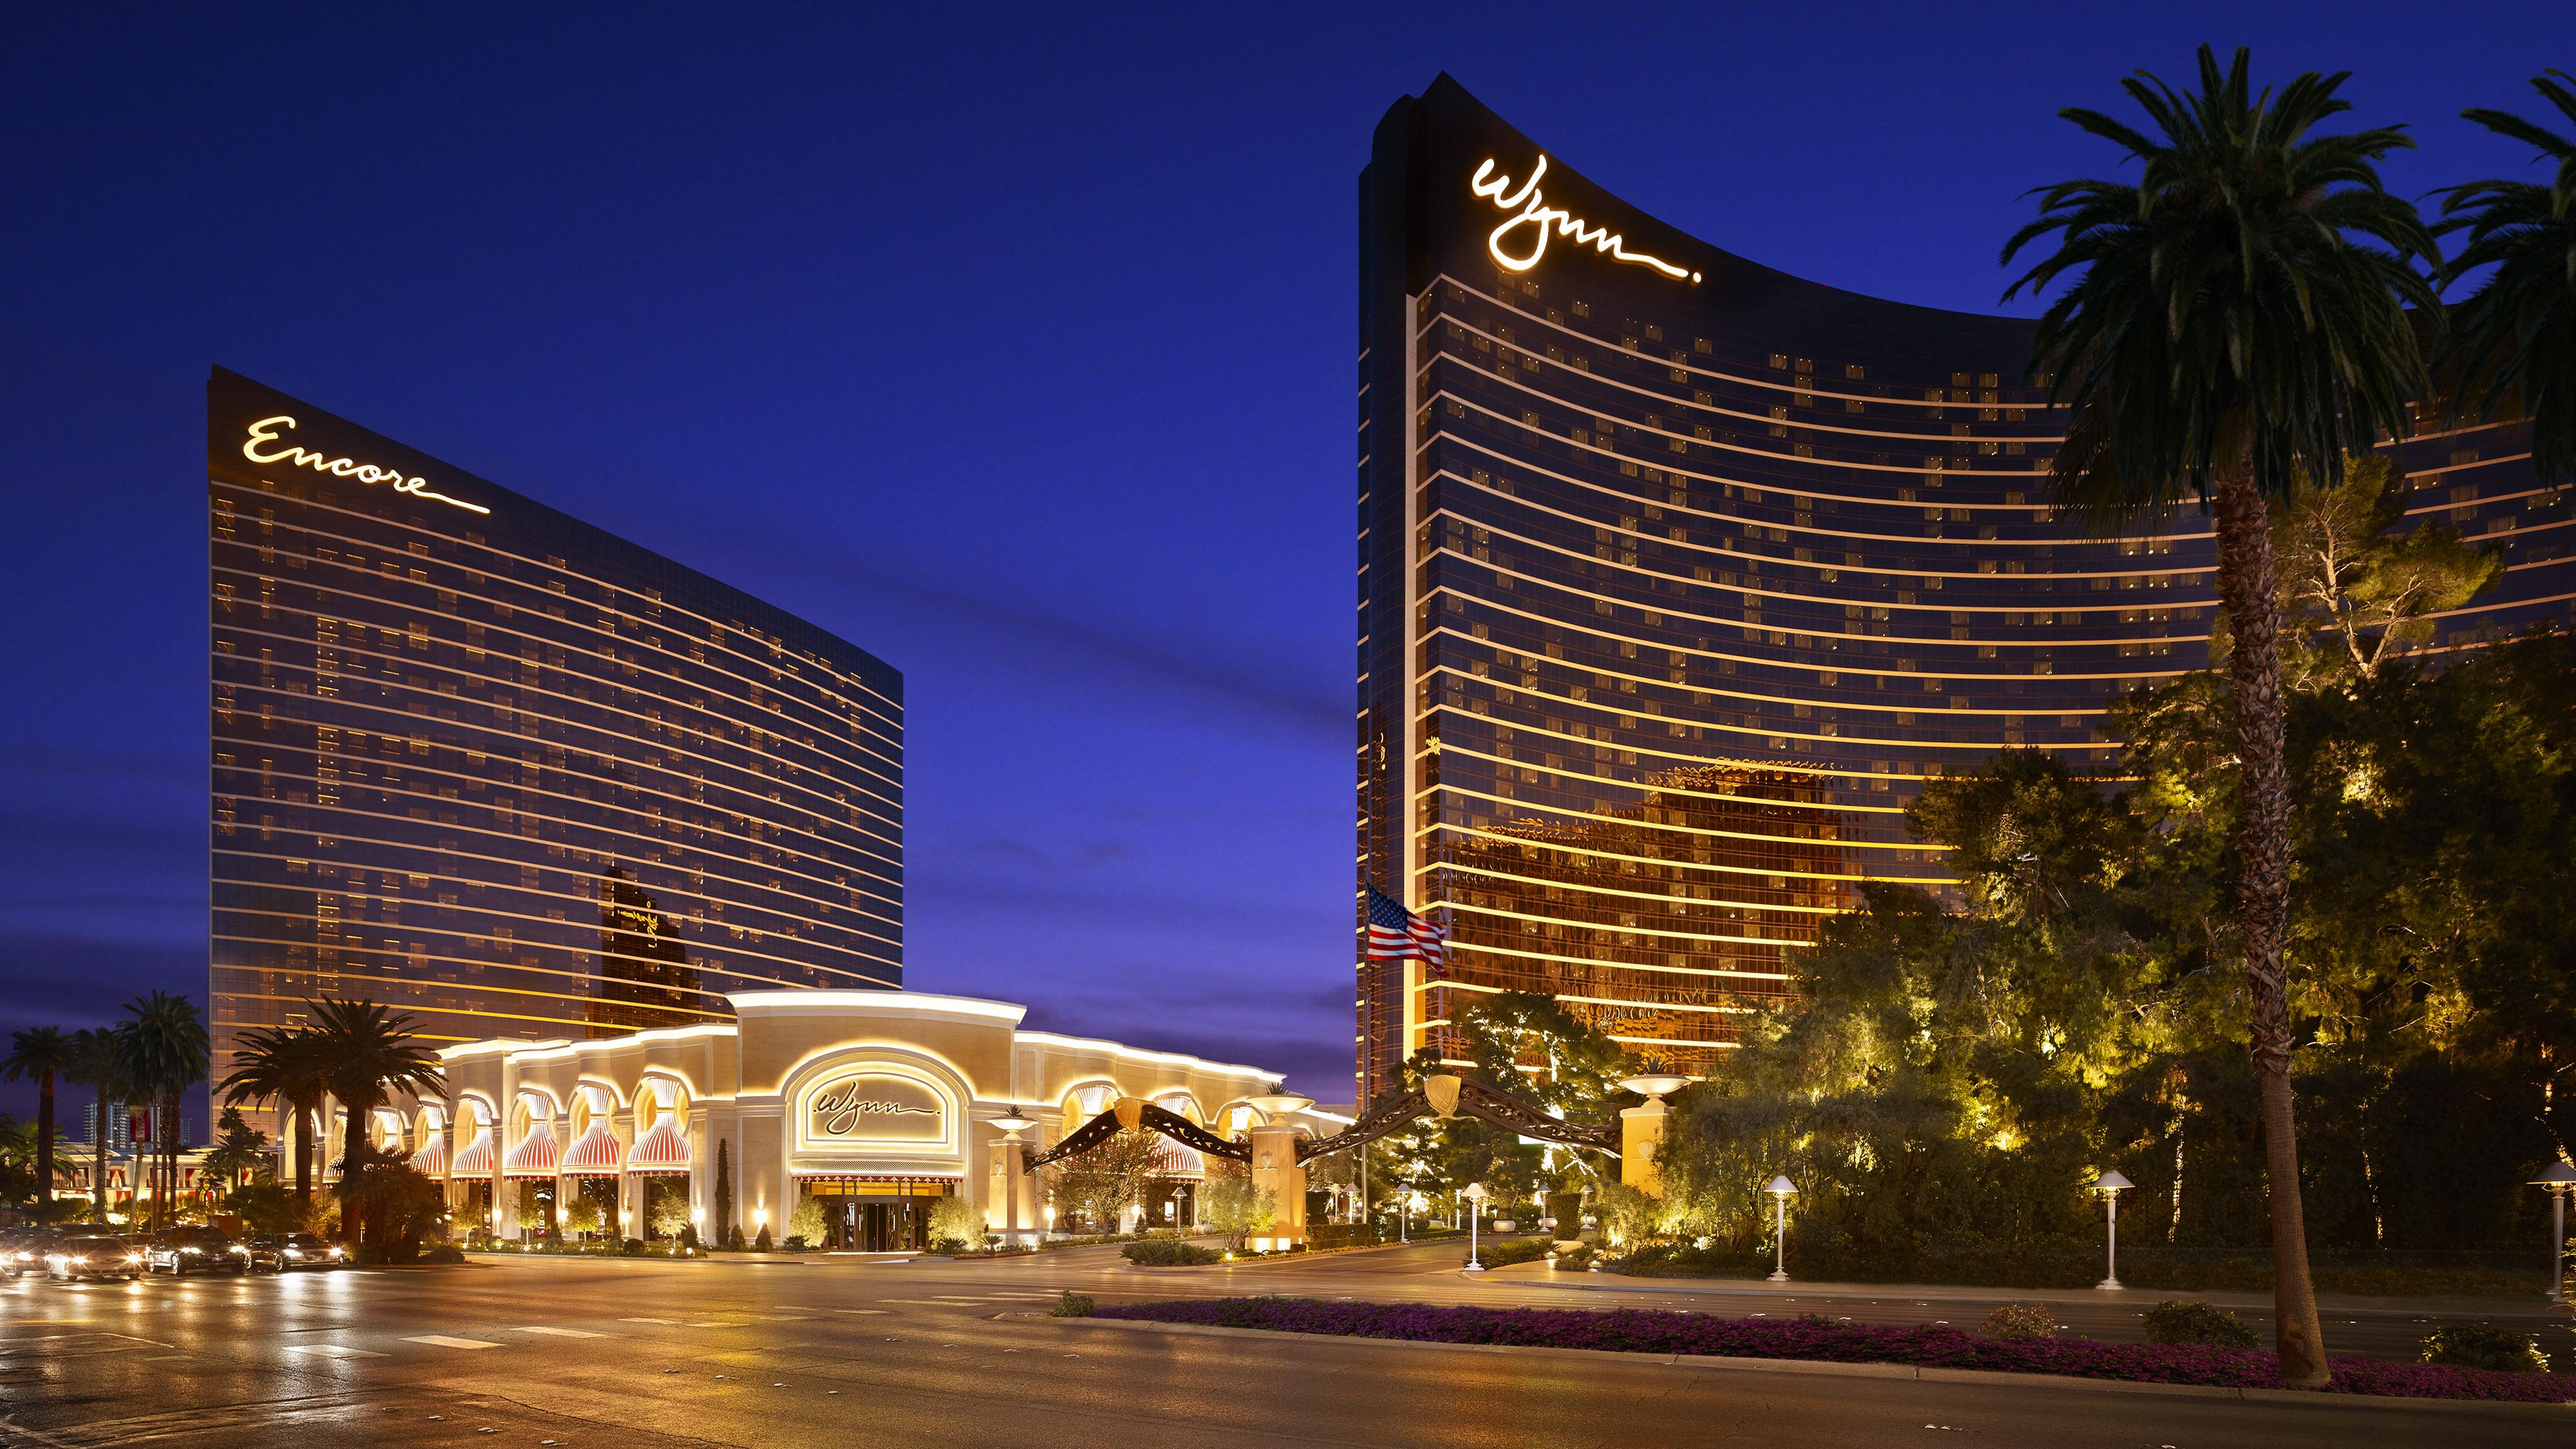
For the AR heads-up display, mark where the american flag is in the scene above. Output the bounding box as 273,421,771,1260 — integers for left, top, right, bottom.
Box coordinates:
1366,887,1448,978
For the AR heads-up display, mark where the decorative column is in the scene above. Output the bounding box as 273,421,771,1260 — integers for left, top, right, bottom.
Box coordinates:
1244,1095,1314,1250
986,1110,1038,1247
1615,1075,1689,1196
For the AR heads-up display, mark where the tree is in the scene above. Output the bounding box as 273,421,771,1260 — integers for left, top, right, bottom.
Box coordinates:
1,1027,75,1219
67,1029,129,1224
926,1194,987,1253
199,1107,271,1195
115,991,209,1232
1045,1128,1165,1234
302,998,444,1247
1199,1163,1276,1252
216,1024,331,1203
226,1179,300,1235
0,1116,35,1212
334,1148,445,1259
714,1137,733,1245
787,1191,828,1247
560,1198,603,1239
2264,454,2498,690
2436,71,2576,486
1999,45,2438,1385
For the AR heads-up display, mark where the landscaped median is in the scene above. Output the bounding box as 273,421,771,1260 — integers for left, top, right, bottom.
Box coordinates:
1080,1298,2576,1404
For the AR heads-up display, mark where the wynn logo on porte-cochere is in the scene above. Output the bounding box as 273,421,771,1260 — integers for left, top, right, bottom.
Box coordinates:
809,1080,938,1138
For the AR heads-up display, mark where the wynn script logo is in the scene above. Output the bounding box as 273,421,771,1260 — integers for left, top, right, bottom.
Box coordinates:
241,415,492,515
1470,156,1700,284
810,1081,939,1138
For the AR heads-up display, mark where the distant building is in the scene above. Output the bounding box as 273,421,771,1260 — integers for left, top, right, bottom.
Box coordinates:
207,367,904,1137
1353,76,2573,1099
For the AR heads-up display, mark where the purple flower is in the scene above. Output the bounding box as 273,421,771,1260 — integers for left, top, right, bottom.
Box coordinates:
1087,1298,2574,1404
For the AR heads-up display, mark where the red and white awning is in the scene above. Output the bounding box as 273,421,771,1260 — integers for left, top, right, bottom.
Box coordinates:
501,1126,560,1177
560,1124,623,1176
1148,1142,1206,1180
410,1135,448,1178
627,1119,691,1174
452,1131,495,1177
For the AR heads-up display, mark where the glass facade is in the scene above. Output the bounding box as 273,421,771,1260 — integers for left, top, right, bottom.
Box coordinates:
1356,77,2575,1099
209,367,902,1114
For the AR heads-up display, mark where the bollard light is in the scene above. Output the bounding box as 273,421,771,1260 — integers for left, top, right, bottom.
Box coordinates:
2531,1162,2576,1303
2091,1170,2135,1291
1765,1177,1796,1283
1462,1182,1491,1272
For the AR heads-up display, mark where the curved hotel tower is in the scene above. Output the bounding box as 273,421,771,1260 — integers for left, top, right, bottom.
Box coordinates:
1355,77,2572,1099
209,368,902,1109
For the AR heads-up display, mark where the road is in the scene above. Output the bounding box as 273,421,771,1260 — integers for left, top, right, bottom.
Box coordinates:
1,1242,2565,1448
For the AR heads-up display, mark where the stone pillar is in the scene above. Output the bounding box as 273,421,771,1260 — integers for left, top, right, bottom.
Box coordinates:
1620,1099,1669,1195
1247,1122,1307,1249
987,1136,1037,1246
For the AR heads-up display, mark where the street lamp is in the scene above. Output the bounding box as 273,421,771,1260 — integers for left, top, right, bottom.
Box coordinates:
2531,1162,2576,1303
990,1109,1036,1142
1462,1182,1491,1271
2091,1170,2135,1291
1764,1177,1796,1282
1402,1189,1425,1245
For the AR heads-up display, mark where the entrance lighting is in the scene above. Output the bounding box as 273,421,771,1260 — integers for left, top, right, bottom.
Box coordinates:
1764,1177,1796,1282
1462,1182,1491,1272
2091,1170,2135,1291
2532,1162,2576,1302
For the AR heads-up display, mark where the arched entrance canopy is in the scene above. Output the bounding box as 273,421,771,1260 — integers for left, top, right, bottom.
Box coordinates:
1022,1074,1618,1174
1024,1097,1247,1172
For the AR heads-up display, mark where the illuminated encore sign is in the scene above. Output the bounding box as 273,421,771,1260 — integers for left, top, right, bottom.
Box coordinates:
1470,155,1701,284
241,415,491,515
807,1074,943,1141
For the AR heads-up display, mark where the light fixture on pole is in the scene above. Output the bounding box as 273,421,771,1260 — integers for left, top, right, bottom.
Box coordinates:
2531,1162,2576,1303
1764,1177,1796,1282
990,1109,1036,1143
1462,1182,1491,1272
1404,1189,1426,1245
2091,1169,2135,1291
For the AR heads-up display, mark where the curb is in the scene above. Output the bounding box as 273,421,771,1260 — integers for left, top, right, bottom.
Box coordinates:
1053,1316,2575,1416
1506,1268,2565,1319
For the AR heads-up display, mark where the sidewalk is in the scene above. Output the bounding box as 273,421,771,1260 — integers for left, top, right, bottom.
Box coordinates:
1479,1259,2570,1322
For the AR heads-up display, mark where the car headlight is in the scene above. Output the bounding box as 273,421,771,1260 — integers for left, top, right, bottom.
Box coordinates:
284,1248,302,1258
181,1246,201,1255
327,1247,344,1259
230,1246,249,1255
125,1253,142,1264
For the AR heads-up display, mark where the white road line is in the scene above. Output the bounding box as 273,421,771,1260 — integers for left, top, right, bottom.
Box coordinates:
875,1298,954,1305
517,1327,606,1338
284,1343,384,1359
618,1317,681,1325
833,1309,889,1315
402,1335,500,1350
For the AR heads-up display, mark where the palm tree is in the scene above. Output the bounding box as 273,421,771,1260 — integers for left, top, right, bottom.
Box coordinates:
1,1027,76,1219
2434,71,2576,486
304,998,444,1248
199,1107,272,1194
2000,45,2437,1385
113,992,210,1231
67,1029,130,1223
216,1024,333,1203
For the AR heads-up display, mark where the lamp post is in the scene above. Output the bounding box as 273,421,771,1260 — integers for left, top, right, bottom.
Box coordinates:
2091,1170,2134,1291
1462,1182,1490,1271
1764,1176,1796,1282
2531,1162,2576,1302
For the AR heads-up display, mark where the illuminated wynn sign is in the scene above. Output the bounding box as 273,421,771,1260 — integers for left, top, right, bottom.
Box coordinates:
809,1077,942,1139
1470,155,1701,284
241,415,491,515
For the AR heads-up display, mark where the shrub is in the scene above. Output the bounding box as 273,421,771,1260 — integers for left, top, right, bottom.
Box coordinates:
1050,1291,1095,1317
753,1225,773,1252
2141,1300,2259,1349
928,1194,988,1254
1121,1238,1222,1266
787,1193,829,1247
622,1238,646,1256
2420,1322,2551,1374
1478,1240,1552,1268
420,1243,465,1265
1981,1303,2058,1342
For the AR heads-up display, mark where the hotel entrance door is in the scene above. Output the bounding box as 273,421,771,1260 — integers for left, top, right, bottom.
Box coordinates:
799,1178,947,1252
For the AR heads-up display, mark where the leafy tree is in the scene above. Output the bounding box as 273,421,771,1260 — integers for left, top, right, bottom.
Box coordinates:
2265,454,2500,689
217,1024,332,1202
714,1137,732,1244
1044,1127,1165,1234
0,1115,35,1212
2000,45,2437,1384
787,1191,829,1247
1,1027,74,1218
334,1148,445,1259
225,1178,300,1235
66,1028,129,1223
2436,71,2576,485
1200,1162,1276,1252
926,1193,987,1252
649,1196,693,1242
200,1106,272,1192
302,998,444,1247
560,1199,603,1239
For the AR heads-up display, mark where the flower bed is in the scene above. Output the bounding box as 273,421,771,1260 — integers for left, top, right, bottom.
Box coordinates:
1088,1298,2575,1404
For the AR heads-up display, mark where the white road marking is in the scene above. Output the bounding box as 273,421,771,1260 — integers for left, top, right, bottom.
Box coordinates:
618,1317,681,1324
834,1309,888,1315
517,1327,606,1338
284,1343,385,1358
403,1335,501,1350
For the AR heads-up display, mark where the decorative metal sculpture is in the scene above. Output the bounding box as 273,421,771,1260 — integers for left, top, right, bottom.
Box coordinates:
1021,1098,1249,1172
1021,1075,1619,1174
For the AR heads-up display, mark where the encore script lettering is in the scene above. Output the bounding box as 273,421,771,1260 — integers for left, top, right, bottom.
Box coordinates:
1470,156,1700,284
811,1083,937,1137
242,416,492,515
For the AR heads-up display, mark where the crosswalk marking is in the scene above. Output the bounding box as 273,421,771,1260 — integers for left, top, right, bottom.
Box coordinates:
618,1317,680,1325
875,1298,954,1305
517,1327,605,1338
283,1343,383,1358
403,1335,500,1350
834,1309,889,1315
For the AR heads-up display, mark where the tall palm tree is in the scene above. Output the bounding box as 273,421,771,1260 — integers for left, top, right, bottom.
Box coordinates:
113,992,209,1231
216,1024,333,1202
67,1029,130,1223
2000,45,2437,1385
304,997,444,1247
2435,70,2576,486
1,1027,76,1218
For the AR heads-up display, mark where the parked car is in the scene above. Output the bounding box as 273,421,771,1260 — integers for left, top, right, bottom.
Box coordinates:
236,1235,288,1274
0,1228,64,1279
144,1226,251,1276
272,1232,347,1269
42,1231,142,1281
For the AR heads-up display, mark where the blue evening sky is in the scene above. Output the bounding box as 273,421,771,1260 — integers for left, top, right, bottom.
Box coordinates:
1,1,2563,1115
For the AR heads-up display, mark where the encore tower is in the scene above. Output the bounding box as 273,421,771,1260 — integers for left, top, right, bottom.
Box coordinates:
209,367,903,1111
1354,77,2572,1100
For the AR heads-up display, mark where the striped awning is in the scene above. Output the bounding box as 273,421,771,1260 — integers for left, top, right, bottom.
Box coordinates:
452,1131,495,1177
409,1135,448,1178
1149,1142,1206,1180
501,1126,560,1177
627,1119,691,1174
560,1124,623,1176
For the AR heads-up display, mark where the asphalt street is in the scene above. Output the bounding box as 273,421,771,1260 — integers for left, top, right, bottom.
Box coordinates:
1,1241,2567,1448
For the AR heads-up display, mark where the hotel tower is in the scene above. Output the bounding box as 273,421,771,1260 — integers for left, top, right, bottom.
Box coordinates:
209,368,903,1117
1354,77,2573,1100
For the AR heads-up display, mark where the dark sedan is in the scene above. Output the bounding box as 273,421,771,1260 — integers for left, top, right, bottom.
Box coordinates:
144,1227,251,1276
41,1232,142,1281
0,1228,63,1278
270,1232,346,1269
